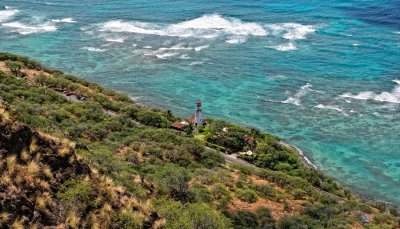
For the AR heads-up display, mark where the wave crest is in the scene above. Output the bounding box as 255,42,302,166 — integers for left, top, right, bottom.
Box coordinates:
99,14,268,40
282,83,313,106
0,7,19,23
340,80,400,104
2,21,57,35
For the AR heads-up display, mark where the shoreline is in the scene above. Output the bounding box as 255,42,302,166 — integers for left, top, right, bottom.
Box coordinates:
131,95,400,208
279,141,318,169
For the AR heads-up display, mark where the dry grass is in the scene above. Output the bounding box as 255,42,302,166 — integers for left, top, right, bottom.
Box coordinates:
0,106,11,123
43,165,53,179
65,211,80,229
100,203,113,227
29,138,38,153
11,219,24,229
35,196,47,210
0,212,10,224
20,149,30,161
27,161,40,176
0,174,11,186
87,213,100,229
152,218,166,229
6,155,17,174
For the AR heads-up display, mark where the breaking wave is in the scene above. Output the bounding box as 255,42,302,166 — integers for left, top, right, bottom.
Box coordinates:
282,83,313,106
139,43,210,60
99,14,268,40
269,42,298,52
1,21,57,35
0,7,19,23
51,18,77,23
340,80,400,104
81,46,106,52
266,23,317,40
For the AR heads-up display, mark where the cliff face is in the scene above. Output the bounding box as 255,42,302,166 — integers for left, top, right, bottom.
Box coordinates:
0,106,157,228
0,53,398,228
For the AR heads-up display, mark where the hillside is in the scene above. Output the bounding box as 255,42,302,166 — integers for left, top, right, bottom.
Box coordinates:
0,53,398,228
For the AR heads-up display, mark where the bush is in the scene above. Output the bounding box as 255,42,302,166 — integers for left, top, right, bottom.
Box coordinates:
154,165,191,202
237,189,258,203
56,179,97,210
292,188,307,200
136,110,168,128
252,184,277,200
190,183,213,203
155,199,232,229
199,149,224,168
279,215,312,229
115,210,144,229
5,61,24,77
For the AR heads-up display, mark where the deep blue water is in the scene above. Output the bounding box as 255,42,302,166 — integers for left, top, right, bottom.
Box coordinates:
1,0,399,205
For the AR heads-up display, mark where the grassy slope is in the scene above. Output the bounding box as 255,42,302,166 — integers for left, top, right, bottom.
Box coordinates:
0,53,398,228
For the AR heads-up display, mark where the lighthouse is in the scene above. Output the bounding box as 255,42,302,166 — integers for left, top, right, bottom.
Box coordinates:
194,100,205,127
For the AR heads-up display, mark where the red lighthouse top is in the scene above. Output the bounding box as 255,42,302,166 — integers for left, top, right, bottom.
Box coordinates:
196,100,202,106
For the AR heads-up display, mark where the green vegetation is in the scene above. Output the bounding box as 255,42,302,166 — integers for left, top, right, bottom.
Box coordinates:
0,52,398,228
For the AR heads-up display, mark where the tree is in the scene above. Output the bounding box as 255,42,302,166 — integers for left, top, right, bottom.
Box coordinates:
5,61,24,77
156,166,191,202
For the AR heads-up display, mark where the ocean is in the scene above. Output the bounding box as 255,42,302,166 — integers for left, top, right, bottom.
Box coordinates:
0,0,399,205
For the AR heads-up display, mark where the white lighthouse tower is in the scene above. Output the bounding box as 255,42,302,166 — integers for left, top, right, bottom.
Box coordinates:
194,100,205,127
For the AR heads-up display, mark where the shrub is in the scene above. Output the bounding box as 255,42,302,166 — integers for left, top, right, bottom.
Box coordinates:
237,189,258,203
199,149,224,168
56,179,97,210
154,165,191,202
252,184,277,200
136,110,168,128
292,188,307,200
115,210,144,229
5,61,24,77
279,215,312,229
189,183,213,203
155,199,232,229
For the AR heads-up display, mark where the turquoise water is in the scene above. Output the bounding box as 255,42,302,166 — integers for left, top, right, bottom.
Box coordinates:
1,0,399,205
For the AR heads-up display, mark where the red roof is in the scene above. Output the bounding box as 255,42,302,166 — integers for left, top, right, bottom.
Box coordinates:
244,136,254,145
187,115,196,123
170,122,187,130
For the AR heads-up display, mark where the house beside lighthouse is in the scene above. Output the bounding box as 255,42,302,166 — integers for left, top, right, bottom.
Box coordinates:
170,100,206,131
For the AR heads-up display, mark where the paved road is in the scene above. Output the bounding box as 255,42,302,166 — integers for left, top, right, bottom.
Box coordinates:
204,146,258,168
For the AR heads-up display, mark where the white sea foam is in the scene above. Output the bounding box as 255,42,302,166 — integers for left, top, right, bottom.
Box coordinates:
142,44,209,59
0,7,19,22
315,104,348,115
289,144,318,169
194,45,209,52
189,61,205,66
340,80,400,104
99,14,268,40
2,21,57,35
155,52,178,59
270,42,298,51
266,23,316,40
266,74,286,81
81,46,106,52
225,36,248,44
282,83,312,106
179,54,190,60
105,37,125,43
51,18,77,23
